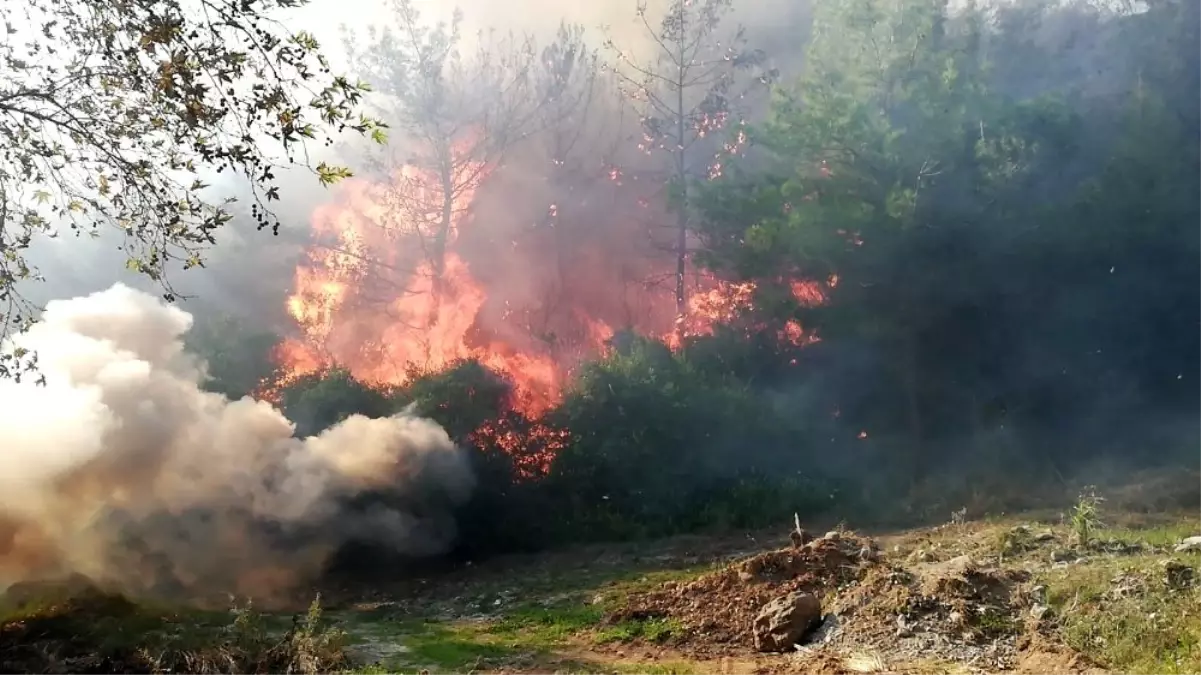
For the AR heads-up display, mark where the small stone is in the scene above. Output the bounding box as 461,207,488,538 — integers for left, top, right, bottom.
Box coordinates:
824,531,842,542
1030,603,1051,621
1033,530,1055,543
908,548,936,563
1051,549,1076,562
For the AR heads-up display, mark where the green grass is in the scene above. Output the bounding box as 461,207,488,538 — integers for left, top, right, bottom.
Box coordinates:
335,565,714,673
1040,551,1200,674
1101,519,1199,549
489,603,606,644
594,616,684,644
0,590,233,655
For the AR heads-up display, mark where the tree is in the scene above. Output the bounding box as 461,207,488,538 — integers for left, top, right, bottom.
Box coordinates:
518,22,657,352
603,0,774,323
695,0,1034,458
530,22,606,296
344,0,540,315
0,0,385,377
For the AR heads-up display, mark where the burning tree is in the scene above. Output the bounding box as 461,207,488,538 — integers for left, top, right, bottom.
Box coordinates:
344,0,541,312
603,0,776,323
271,7,785,411
530,23,606,292
0,0,383,378
514,23,661,353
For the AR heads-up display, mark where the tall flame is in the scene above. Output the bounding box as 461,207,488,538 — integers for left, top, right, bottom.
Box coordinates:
275,143,564,414
272,138,831,418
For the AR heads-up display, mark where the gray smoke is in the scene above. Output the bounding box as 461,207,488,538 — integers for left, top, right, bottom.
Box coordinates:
0,283,473,604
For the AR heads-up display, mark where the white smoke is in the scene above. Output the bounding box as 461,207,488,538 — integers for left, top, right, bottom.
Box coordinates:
0,283,473,603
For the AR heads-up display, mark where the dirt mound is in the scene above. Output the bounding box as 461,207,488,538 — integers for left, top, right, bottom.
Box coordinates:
605,529,1102,672
810,554,1057,672
606,531,876,655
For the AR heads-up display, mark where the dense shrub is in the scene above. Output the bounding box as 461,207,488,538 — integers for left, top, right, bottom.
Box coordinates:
265,342,844,558
540,335,837,541
277,369,399,437
187,315,280,401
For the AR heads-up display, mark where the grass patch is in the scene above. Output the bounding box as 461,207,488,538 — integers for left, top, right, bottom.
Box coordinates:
0,591,229,650
0,586,348,674
594,616,684,644
402,622,518,669
1040,553,1200,674
1101,519,1200,549
336,568,710,673
592,565,714,609
489,603,605,645
356,604,606,671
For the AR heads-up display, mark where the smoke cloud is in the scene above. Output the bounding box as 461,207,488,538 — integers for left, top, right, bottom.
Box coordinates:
0,283,473,604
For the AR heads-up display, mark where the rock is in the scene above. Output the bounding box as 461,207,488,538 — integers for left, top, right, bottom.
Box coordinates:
1163,560,1195,589
807,613,841,645
753,591,822,652
908,548,936,563
947,610,965,628
823,531,842,542
1174,536,1201,553
1033,530,1055,543
1050,549,1076,562
1030,603,1051,621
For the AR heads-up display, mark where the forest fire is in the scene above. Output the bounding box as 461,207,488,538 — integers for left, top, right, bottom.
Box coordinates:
273,148,563,415
270,141,829,418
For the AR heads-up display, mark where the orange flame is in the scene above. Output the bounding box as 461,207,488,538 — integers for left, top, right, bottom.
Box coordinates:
269,137,834,422
272,141,561,415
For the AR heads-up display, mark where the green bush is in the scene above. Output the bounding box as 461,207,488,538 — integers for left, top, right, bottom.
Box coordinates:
186,314,281,400
539,335,837,542
277,369,400,437
259,344,842,555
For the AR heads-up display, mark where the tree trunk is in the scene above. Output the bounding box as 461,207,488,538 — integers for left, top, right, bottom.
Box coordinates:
428,156,455,330
674,63,688,324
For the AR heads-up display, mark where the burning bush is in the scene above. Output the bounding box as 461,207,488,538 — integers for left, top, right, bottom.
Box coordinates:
255,334,843,559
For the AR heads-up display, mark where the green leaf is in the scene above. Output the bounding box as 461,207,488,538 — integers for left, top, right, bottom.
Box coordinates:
316,162,353,186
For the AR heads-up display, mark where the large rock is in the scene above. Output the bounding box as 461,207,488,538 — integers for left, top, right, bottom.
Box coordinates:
753,591,822,652
1174,536,1201,553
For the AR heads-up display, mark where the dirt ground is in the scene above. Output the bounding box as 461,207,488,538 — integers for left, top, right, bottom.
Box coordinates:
2,509,1198,674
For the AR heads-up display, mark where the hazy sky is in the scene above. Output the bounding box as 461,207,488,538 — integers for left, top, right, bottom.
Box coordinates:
21,0,810,306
